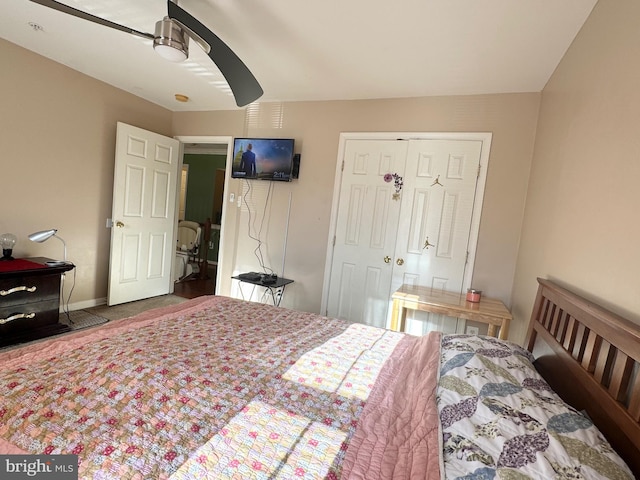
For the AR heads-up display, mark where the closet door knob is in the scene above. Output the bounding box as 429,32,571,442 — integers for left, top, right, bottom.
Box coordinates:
384,256,391,264
396,258,404,266
115,221,125,228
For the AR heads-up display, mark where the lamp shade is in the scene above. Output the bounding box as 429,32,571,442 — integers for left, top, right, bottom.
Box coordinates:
28,229,57,243
28,228,68,264
153,18,189,62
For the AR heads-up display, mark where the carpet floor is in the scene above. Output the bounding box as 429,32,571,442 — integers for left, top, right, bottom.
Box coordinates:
60,310,110,331
83,294,189,321
59,294,189,331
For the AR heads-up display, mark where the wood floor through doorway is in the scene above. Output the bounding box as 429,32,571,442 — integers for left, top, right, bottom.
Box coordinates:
173,264,217,299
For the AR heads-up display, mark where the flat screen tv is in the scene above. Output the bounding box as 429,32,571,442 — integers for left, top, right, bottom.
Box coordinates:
231,138,295,181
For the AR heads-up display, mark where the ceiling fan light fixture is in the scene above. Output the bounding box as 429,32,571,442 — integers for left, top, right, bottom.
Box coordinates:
153,17,189,62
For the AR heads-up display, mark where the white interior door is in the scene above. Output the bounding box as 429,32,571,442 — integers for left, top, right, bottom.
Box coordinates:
325,134,488,333
108,122,180,306
326,140,408,327
393,139,483,334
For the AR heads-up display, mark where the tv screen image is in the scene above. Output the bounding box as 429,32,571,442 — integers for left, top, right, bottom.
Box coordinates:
232,138,295,181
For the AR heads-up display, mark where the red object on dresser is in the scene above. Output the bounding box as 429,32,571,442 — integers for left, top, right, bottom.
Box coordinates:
0,258,47,273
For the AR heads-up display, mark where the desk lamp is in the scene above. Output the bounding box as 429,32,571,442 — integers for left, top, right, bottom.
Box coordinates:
28,229,70,266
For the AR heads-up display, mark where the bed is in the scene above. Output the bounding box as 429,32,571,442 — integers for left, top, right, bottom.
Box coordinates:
0,278,637,479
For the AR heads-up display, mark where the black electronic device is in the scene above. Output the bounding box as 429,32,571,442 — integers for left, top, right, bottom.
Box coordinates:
292,153,301,179
261,273,278,285
231,138,295,182
238,271,262,281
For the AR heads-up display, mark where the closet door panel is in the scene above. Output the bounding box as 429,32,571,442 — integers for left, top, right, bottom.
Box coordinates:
326,140,408,327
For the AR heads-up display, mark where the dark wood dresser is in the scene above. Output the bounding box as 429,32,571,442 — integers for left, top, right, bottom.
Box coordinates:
0,257,74,347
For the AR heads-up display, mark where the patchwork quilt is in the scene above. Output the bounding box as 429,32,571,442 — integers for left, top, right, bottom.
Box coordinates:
0,296,440,479
437,335,634,480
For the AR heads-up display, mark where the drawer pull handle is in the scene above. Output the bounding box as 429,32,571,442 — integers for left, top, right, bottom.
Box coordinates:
0,312,36,325
0,286,37,296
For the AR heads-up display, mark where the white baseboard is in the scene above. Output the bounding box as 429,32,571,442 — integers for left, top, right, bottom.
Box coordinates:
61,297,107,312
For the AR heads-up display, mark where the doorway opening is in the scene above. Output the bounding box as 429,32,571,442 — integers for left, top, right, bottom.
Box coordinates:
173,136,233,297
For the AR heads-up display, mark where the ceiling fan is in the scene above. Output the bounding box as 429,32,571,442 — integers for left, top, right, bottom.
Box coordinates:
29,0,264,107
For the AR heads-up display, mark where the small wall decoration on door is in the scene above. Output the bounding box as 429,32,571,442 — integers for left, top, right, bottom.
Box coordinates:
384,173,404,200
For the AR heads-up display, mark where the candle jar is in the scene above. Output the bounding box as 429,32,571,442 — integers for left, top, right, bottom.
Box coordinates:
466,289,482,303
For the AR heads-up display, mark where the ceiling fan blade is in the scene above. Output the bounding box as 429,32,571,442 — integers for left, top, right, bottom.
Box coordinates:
29,0,155,40
167,1,263,107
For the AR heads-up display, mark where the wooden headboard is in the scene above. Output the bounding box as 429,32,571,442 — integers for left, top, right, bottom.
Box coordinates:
525,278,640,477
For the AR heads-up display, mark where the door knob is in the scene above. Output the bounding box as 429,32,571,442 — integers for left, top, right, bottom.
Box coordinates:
384,256,391,264
396,258,404,266
115,221,125,228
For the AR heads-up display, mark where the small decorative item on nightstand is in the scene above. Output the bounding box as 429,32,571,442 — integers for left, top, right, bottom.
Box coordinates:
0,233,17,261
466,289,482,303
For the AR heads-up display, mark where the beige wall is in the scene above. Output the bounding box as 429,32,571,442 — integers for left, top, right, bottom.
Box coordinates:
511,0,640,343
1,39,172,307
3,36,542,328
173,94,540,319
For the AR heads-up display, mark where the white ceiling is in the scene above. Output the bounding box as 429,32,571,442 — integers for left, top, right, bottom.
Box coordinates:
2,0,597,112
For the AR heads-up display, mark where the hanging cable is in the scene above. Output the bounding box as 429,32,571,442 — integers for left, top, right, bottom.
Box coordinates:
243,180,274,275
61,267,77,323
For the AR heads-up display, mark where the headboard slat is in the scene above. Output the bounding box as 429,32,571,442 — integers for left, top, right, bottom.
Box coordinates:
609,352,634,402
629,380,640,421
593,340,614,386
550,306,562,337
575,325,590,362
541,297,551,329
563,316,578,351
556,311,569,343
581,330,603,373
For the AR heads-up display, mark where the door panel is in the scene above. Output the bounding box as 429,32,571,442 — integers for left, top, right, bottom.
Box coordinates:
395,139,482,334
124,165,144,216
327,140,408,327
151,170,171,218
108,122,179,305
147,232,167,278
120,233,141,282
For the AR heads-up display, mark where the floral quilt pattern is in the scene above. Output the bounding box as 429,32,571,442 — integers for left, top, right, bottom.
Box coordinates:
0,297,403,479
437,335,634,480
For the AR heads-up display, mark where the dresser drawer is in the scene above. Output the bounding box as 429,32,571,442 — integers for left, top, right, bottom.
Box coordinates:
0,274,60,307
0,299,61,335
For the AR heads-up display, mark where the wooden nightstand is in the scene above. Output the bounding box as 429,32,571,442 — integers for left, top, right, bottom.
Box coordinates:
389,284,512,339
0,257,74,347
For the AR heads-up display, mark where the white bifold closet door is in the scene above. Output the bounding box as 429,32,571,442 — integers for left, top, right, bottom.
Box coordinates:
326,138,483,333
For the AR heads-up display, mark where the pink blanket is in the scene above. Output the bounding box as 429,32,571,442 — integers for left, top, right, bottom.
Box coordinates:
342,331,443,479
0,296,443,479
